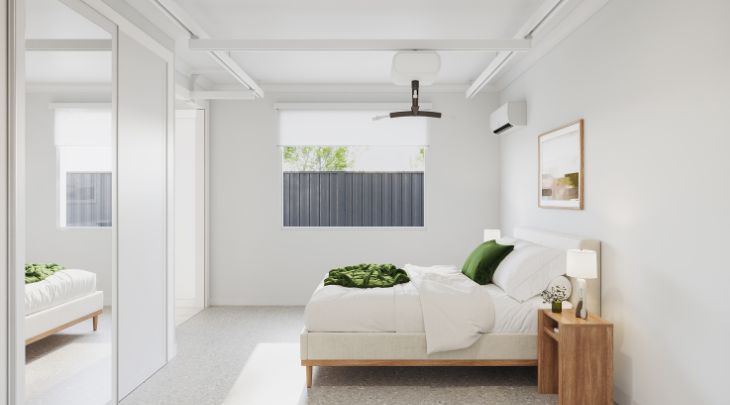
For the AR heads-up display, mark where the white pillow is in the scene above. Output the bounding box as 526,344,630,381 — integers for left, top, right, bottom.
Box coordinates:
546,275,573,299
496,236,527,248
491,240,567,302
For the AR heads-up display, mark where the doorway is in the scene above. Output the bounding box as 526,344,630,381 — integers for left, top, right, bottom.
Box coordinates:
174,108,207,326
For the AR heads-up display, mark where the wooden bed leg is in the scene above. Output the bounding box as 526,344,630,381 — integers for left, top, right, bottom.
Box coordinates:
93,315,98,331
306,365,312,388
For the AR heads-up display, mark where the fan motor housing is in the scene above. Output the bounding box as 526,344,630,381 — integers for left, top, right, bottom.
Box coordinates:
391,51,441,85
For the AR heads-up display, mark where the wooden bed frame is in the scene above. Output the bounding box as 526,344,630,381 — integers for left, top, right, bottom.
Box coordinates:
300,227,601,388
26,309,102,345
25,290,104,345
302,360,537,388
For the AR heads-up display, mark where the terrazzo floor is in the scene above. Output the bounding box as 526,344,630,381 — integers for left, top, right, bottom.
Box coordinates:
26,306,112,405
121,306,559,405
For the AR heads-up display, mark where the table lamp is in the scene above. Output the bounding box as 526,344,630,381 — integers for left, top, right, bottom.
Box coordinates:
566,249,597,319
484,229,501,242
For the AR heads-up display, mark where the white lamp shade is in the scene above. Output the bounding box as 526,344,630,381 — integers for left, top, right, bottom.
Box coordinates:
566,249,597,279
484,229,501,242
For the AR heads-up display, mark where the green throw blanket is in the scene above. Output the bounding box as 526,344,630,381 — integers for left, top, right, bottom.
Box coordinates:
324,263,410,288
25,263,66,284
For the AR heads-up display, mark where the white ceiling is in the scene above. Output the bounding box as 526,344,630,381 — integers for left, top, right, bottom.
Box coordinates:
25,0,112,84
122,0,549,88
26,0,110,39
172,0,544,40
24,0,564,90
221,51,498,85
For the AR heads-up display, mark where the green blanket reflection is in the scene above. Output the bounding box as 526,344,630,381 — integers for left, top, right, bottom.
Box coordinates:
25,263,66,284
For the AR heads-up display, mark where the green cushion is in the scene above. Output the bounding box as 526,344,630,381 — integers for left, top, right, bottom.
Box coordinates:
461,240,514,285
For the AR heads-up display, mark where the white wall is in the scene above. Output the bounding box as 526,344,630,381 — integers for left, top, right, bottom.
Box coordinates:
25,92,113,306
209,92,501,305
498,0,730,404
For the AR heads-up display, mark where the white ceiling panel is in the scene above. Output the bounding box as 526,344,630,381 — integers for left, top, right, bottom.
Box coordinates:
26,51,112,84
173,0,545,40
119,0,550,88
26,0,111,39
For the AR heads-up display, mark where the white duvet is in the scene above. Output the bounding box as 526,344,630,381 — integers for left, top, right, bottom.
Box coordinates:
306,264,496,354
405,264,495,354
25,269,97,316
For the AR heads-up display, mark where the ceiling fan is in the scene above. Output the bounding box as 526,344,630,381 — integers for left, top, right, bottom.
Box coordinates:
373,80,447,121
373,51,455,121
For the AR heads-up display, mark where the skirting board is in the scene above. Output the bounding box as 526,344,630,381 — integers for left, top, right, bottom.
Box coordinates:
614,386,641,405
209,297,305,306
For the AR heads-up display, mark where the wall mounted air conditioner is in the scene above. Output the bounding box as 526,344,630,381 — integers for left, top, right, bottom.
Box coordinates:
490,102,526,135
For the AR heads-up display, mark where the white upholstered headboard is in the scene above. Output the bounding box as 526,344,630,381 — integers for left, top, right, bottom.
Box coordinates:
513,227,601,316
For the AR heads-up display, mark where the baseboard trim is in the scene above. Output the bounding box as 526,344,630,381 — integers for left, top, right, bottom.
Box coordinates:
614,386,641,405
209,297,306,306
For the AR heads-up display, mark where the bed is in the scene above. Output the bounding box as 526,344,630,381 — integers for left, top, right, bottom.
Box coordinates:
300,227,600,387
25,269,104,345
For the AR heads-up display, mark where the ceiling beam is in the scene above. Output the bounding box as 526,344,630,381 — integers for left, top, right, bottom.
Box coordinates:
211,83,498,93
26,39,112,51
188,39,532,52
466,0,566,98
175,83,255,100
151,0,264,98
189,91,255,100
26,83,112,93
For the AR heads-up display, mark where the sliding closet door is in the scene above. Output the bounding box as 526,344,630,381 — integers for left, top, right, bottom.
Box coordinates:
117,32,168,399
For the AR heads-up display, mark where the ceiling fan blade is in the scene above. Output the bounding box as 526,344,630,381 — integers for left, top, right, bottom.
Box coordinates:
389,111,414,119
417,111,442,119
375,81,448,121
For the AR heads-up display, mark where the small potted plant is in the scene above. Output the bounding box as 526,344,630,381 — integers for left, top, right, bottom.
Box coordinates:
541,285,568,313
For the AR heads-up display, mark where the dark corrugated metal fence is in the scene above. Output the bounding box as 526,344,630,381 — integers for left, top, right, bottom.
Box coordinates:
66,172,112,227
283,171,424,227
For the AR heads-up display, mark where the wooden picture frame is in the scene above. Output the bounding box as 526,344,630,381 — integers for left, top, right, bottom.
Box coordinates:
538,120,584,210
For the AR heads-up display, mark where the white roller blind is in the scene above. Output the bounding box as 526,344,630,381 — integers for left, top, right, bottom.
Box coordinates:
55,108,112,146
279,110,429,146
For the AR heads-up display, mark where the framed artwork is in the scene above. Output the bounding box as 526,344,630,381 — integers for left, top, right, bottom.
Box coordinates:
538,120,583,210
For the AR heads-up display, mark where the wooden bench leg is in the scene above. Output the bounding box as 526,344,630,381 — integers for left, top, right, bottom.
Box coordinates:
93,315,98,331
306,365,312,388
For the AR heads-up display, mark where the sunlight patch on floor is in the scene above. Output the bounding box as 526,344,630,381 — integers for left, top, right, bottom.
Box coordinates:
222,343,305,405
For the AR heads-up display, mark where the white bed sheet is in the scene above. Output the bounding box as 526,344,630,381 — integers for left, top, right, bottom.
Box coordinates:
25,269,97,316
304,271,572,334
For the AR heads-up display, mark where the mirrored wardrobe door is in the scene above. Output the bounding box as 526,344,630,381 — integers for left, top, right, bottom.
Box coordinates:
23,0,117,404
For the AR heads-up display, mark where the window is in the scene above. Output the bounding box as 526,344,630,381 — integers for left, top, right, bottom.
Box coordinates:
279,109,428,228
55,108,113,228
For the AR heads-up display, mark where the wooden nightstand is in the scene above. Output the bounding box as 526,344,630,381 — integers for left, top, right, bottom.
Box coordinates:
538,309,613,405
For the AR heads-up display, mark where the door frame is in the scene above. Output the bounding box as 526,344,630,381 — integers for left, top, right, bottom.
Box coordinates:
174,97,211,309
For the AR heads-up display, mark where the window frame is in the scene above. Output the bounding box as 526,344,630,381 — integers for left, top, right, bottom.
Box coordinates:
56,147,113,231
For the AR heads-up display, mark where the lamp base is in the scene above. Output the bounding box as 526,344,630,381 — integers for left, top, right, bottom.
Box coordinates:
575,299,587,319
576,278,588,319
